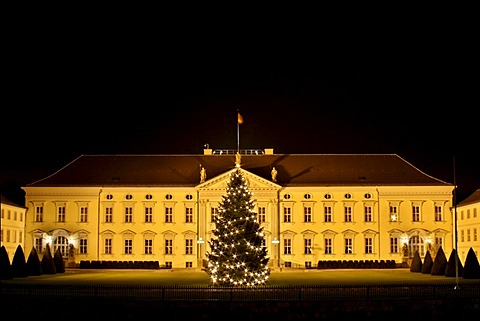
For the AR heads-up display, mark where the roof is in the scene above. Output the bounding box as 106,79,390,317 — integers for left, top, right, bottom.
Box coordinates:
0,194,26,208
25,153,452,188
458,189,480,206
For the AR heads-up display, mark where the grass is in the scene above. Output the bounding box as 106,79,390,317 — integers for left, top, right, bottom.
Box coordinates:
3,268,477,286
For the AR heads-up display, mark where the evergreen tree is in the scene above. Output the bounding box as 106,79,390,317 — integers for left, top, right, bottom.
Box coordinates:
41,244,56,274
463,247,480,279
205,168,270,287
12,244,28,278
421,250,433,274
54,248,66,273
410,250,422,272
26,246,42,276
445,248,463,277
431,246,447,275
0,245,12,280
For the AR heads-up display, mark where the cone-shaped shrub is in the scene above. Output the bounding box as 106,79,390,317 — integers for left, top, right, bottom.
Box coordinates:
0,245,13,280
431,246,448,275
41,244,56,274
11,244,28,278
463,247,480,279
26,247,42,276
445,249,463,277
410,250,422,272
421,250,433,274
53,248,65,273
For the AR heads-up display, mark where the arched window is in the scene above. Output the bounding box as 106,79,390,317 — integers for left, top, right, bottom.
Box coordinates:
409,235,424,258
53,236,69,259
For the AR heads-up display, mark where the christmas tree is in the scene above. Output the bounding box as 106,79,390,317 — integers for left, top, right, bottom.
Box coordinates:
205,168,270,287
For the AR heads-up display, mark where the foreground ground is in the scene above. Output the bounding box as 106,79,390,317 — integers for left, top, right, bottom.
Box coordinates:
2,268,479,320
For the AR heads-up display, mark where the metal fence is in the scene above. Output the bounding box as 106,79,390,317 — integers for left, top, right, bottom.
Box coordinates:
2,283,479,302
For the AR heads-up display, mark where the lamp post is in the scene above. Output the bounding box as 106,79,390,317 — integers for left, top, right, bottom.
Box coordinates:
272,237,280,269
197,236,205,269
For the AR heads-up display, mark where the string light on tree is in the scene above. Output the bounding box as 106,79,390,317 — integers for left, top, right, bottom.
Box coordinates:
204,168,270,287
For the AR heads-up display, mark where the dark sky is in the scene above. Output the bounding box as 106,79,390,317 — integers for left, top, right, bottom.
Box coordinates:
2,16,478,204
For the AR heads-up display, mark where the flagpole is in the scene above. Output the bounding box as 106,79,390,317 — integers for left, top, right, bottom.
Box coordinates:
453,155,460,290
237,110,240,153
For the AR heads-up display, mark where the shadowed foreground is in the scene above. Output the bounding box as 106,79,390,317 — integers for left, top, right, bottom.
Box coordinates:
2,269,479,320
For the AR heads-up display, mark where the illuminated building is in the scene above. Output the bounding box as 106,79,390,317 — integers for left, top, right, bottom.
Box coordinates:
456,189,480,264
22,148,454,269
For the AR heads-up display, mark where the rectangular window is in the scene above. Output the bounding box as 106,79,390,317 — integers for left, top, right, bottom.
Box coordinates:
145,207,153,223
324,206,332,222
105,207,113,223
57,206,66,222
344,206,352,222
185,207,193,223
145,239,153,254
35,206,43,222
284,239,292,254
124,239,133,254
345,238,353,254
79,238,87,254
165,207,173,223
412,205,420,222
304,206,312,222
105,238,112,254
461,230,464,242
165,262,172,269
304,238,312,254
125,207,133,223
474,228,478,242
258,207,266,223
434,206,443,221
165,239,173,254
261,239,266,249
80,206,88,223
390,237,399,253
211,207,218,222
305,261,312,268
185,239,193,255
186,262,193,268
35,237,43,253
324,238,332,254
365,237,373,254
283,207,291,223
364,206,372,222
389,206,398,221
435,237,443,249
467,229,471,242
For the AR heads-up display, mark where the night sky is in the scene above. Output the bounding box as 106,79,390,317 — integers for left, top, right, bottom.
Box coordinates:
2,16,478,205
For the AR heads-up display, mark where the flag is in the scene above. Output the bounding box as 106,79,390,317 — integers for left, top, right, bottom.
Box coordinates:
237,112,244,124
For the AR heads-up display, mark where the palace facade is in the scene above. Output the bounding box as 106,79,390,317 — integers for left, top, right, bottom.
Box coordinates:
22,148,455,269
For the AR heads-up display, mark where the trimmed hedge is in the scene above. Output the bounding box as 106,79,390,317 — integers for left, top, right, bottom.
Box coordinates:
316,260,397,269
79,260,160,269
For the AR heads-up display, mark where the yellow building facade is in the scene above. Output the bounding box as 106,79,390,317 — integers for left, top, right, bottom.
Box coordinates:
22,149,455,270
0,195,27,262
456,189,480,264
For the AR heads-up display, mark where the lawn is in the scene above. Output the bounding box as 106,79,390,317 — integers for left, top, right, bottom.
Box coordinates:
2,268,476,286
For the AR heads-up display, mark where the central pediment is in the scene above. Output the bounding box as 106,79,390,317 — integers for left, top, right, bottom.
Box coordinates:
197,167,280,192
